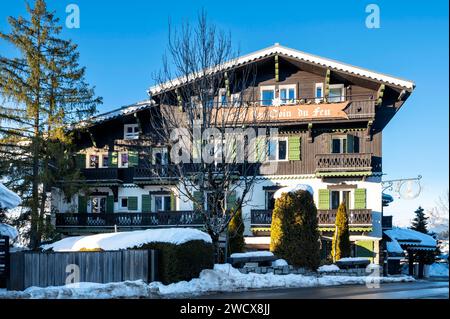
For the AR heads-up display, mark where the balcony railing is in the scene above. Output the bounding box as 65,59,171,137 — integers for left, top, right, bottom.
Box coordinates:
55,211,204,229
250,209,372,227
81,168,121,182
315,153,372,173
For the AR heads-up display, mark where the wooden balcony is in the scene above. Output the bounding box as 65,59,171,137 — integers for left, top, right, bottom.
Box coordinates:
315,153,372,174
251,209,372,227
55,211,204,231
81,168,121,182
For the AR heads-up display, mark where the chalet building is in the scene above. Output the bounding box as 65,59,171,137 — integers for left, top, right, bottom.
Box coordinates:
51,44,414,264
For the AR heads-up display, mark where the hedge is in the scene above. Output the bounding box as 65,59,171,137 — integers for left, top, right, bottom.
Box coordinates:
135,240,214,284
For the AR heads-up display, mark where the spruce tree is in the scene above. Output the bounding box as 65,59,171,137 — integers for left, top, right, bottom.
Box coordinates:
0,0,101,248
270,190,321,270
227,208,245,256
332,202,351,261
410,206,428,233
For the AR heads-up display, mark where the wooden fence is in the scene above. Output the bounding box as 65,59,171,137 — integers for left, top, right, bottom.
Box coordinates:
0,236,9,288
8,249,158,291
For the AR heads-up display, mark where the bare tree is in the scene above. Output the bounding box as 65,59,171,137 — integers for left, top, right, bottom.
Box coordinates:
147,11,277,259
428,190,449,240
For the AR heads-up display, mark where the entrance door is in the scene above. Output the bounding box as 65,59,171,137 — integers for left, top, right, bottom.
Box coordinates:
88,196,106,214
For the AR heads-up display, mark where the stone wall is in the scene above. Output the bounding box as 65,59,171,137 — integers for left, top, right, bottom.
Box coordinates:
238,265,381,277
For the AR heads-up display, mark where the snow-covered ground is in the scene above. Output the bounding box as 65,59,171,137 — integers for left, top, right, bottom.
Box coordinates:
317,264,340,272
427,263,449,278
0,264,414,299
41,228,212,252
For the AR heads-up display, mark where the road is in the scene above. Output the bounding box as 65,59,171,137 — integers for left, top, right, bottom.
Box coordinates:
198,280,449,299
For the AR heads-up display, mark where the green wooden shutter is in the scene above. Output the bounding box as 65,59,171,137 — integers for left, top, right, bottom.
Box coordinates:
318,189,330,210
128,150,139,167
78,196,87,214
346,134,355,153
106,195,114,213
142,195,151,213
170,192,176,211
76,154,86,169
193,191,204,211
255,136,266,162
288,136,301,160
354,188,367,209
226,191,237,211
127,196,138,211
109,152,118,167
356,240,374,262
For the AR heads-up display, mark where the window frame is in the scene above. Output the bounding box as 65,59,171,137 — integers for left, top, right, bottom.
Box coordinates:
279,84,297,104
119,152,129,168
328,84,345,102
331,135,348,154
100,153,109,168
315,83,324,103
88,154,99,169
124,124,139,140
118,197,128,211
153,194,171,212
267,137,289,162
260,85,275,106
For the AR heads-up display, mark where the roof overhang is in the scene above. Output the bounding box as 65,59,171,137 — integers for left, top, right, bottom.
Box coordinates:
149,43,415,96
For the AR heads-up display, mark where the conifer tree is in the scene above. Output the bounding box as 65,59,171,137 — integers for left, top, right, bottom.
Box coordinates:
227,208,245,256
270,190,321,270
410,206,428,233
332,202,351,261
0,0,101,248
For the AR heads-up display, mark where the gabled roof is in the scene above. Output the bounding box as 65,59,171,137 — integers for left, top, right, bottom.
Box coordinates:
149,43,415,95
79,100,154,127
385,228,437,249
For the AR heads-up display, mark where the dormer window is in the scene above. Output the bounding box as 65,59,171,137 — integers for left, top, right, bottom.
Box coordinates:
124,124,139,140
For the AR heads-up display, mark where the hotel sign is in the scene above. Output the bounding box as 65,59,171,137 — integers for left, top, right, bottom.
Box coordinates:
216,102,349,124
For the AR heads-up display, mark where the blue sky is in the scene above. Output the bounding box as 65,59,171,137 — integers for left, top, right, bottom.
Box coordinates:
1,0,448,226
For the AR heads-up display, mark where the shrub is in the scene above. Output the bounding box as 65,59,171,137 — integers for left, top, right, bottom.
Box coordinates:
228,208,245,256
331,202,351,261
270,190,321,270
136,240,214,284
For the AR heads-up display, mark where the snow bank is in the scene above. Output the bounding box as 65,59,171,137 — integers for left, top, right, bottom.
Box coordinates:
230,251,274,258
0,183,21,209
0,264,415,299
41,228,212,252
428,263,449,277
149,264,414,298
0,280,154,299
273,184,313,199
0,223,18,240
317,264,340,272
272,259,288,267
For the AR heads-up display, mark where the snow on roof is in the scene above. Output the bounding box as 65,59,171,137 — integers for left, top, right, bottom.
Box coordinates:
149,43,415,95
41,228,212,252
77,100,154,127
384,227,437,248
0,223,19,240
273,184,313,199
386,239,404,254
0,183,22,210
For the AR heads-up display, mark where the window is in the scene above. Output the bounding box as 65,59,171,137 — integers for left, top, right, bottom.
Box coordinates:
218,89,228,107
268,138,288,161
88,196,106,213
328,84,345,102
154,195,171,212
206,192,225,212
120,152,129,167
152,148,168,165
331,136,348,154
89,154,99,168
260,86,275,106
119,197,128,210
315,83,324,103
279,85,296,104
124,124,139,140
331,190,351,209
266,191,276,210
101,153,109,168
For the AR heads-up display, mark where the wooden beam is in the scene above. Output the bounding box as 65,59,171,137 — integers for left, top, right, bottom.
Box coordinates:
133,112,143,134
307,123,313,143
376,84,385,106
224,72,231,97
88,129,97,148
366,120,373,141
274,55,279,82
324,69,330,102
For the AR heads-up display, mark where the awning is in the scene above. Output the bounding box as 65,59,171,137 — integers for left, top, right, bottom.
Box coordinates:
384,227,437,252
